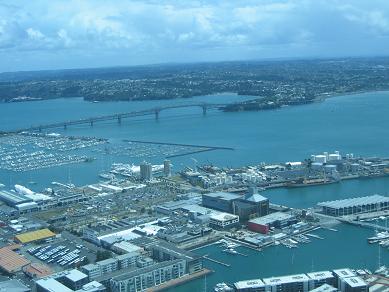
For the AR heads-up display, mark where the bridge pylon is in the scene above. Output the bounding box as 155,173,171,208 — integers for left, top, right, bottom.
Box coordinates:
118,115,122,124
155,109,160,120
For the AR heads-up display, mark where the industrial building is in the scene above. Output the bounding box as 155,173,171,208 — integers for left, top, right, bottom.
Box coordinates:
247,212,297,234
202,188,269,221
0,245,31,274
15,228,56,244
317,195,389,216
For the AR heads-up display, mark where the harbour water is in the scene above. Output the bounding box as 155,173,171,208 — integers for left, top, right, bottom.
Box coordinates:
1,91,389,290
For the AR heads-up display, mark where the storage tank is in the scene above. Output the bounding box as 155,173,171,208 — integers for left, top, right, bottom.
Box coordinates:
314,155,327,163
311,162,323,170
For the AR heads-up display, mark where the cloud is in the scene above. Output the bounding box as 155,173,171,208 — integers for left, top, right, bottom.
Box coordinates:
1,0,389,71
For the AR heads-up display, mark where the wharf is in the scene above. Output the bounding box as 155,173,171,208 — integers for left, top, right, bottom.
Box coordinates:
146,268,213,291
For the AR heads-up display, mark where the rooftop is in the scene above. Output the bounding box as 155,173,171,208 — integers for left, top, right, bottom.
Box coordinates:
310,284,337,292
15,228,56,243
35,277,73,292
234,279,265,289
0,279,30,292
318,195,389,209
307,271,334,280
342,276,367,288
332,268,356,278
0,190,31,206
263,273,310,285
248,212,294,225
0,245,31,273
203,192,241,201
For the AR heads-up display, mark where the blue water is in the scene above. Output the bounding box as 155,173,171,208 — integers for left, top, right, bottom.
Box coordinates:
1,91,389,290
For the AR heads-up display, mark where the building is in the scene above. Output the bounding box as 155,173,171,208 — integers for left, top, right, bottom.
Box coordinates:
96,258,118,278
23,263,53,279
209,212,239,229
35,269,105,292
111,241,143,255
0,244,31,274
15,228,56,244
109,259,186,292
333,269,356,288
0,190,31,206
307,271,336,290
340,277,368,292
310,284,337,292
202,191,241,213
163,159,171,177
202,189,269,221
150,241,203,274
0,279,31,292
140,161,152,181
117,252,141,270
234,279,266,292
247,212,297,234
317,195,389,216
263,274,310,292
234,189,269,221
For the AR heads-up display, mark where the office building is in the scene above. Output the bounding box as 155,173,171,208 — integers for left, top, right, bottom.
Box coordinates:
247,212,297,234
163,159,171,177
263,274,310,292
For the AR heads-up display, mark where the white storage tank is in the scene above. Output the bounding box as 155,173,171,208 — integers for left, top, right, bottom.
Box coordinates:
329,154,341,161
311,162,323,170
314,155,327,163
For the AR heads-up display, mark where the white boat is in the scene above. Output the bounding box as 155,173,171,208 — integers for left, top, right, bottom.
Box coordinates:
368,231,389,243
223,248,238,255
214,283,233,292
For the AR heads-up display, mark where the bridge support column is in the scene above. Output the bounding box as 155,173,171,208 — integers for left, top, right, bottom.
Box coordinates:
90,120,94,127
202,105,207,116
64,124,67,130
39,127,42,132
155,110,160,120
118,115,122,124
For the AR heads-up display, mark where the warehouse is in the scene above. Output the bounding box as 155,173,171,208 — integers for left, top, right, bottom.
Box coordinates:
247,212,297,234
15,228,56,244
0,245,31,274
317,195,389,216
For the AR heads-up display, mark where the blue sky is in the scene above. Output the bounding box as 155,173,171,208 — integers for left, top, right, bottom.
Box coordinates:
1,0,389,72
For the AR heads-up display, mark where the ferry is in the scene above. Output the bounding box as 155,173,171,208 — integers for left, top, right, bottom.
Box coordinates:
367,231,389,243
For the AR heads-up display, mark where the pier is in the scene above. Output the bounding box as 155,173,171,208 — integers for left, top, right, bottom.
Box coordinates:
339,218,389,232
6,103,229,134
203,255,230,267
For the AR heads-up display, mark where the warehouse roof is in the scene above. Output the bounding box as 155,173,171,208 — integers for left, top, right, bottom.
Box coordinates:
15,228,55,244
0,190,31,206
248,212,294,225
318,195,389,209
0,245,31,273
203,192,241,201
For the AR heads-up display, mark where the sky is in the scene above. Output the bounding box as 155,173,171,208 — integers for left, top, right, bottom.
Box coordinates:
1,0,389,72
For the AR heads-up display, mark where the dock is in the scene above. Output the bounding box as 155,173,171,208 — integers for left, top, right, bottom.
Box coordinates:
203,255,230,267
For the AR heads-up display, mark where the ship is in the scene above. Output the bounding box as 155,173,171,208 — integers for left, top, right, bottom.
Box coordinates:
367,231,389,243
